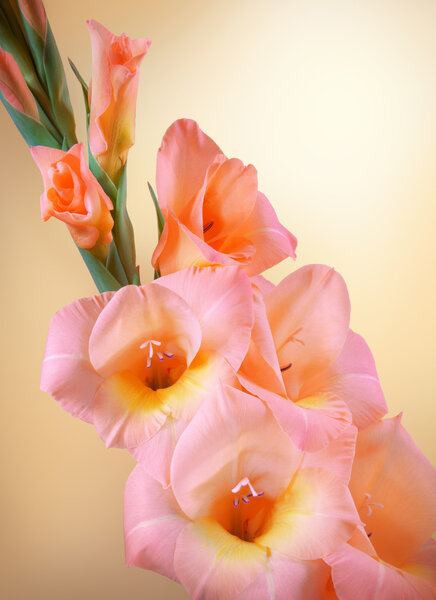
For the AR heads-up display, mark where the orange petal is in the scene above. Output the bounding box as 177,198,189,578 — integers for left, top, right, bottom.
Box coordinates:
265,264,350,398
349,415,436,567
156,119,221,218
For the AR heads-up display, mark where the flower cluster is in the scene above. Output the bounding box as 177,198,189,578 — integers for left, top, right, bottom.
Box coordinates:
1,2,435,598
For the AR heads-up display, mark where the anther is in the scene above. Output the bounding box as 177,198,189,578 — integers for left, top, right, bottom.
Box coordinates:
156,352,164,361
233,498,239,508
241,496,250,504
280,363,292,372
203,220,214,234
164,352,174,358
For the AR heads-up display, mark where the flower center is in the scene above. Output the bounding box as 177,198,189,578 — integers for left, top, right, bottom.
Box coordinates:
211,476,271,542
139,339,181,390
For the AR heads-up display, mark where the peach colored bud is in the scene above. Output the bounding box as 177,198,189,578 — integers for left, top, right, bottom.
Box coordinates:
87,20,151,182
18,0,47,38
0,47,39,119
31,143,114,249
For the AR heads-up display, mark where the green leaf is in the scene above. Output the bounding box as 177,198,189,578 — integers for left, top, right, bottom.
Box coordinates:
77,246,122,293
112,165,137,283
106,240,129,287
88,149,118,203
19,14,77,147
148,182,165,239
0,89,60,147
68,57,90,122
132,266,141,286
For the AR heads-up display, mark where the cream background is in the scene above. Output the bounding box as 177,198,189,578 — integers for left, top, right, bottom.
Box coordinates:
1,0,435,598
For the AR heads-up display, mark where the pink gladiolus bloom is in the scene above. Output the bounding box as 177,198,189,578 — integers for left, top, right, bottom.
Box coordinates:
0,47,39,120
40,267,253,485
87,20,151,182
151,119,297,277
238,265,387,451
31,142,114,250
18,0,47,38
124,385,360,599
326,416,436,599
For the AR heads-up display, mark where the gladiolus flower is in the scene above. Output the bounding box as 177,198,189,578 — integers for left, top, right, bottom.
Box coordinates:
238,265,387,451
40,267,253,485
124,385,360,599
0,46,39,120
326,416,436,599
31,142,114,250
87,20,151,182
151,119,297,277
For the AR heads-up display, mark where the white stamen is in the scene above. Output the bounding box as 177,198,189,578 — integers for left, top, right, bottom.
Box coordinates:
232,477,260,497
140,340,164,364
363,492,384,517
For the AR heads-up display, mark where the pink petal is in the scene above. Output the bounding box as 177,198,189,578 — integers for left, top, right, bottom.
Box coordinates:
174,517,268,600
327,542,428,600
238,285,286,398
156,266,254,371
40,292,113,423
349,415,436,567
265,264,351,399
294,393,352,451
251,275,276,298
131,417,188,488
302,424,358,485
403,539,436,599
89,283,202,379
156,119,221,218
260,389,352,452
171,384,299,521
301,329,387,430
124,463,188,581
233,191,297,276
256,467,359,560
92,371,168,449
235,554,331,600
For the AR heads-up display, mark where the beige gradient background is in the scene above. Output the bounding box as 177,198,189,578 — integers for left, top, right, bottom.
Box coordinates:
1,0,435,598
